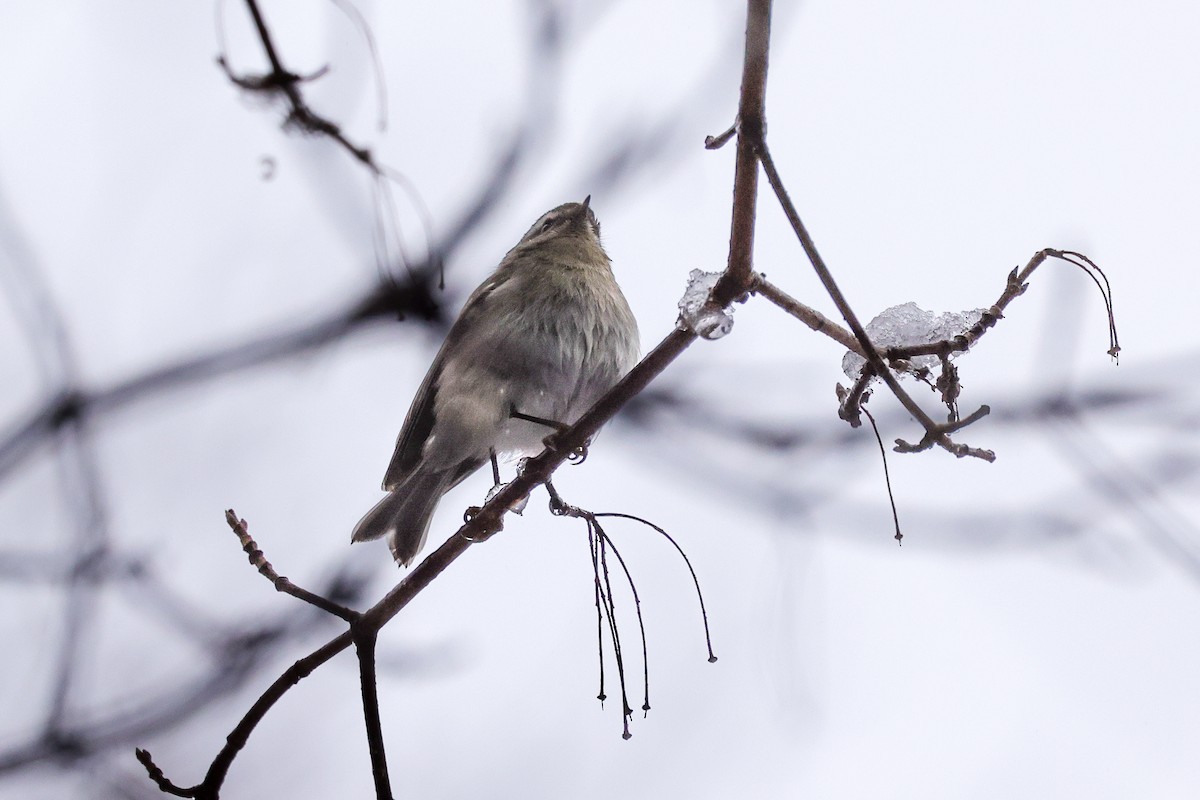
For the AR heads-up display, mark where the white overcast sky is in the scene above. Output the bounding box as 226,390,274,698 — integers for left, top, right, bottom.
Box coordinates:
2,1,1199,798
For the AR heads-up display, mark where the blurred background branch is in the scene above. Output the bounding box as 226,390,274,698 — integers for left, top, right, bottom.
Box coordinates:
1,1,1197,798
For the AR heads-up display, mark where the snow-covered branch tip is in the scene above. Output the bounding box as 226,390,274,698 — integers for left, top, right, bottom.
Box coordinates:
833,249,1119,461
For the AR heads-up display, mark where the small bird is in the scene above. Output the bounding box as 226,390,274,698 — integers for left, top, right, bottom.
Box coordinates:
352,197,640,566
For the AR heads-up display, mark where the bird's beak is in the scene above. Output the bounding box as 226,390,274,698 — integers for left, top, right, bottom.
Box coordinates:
575,195,596,238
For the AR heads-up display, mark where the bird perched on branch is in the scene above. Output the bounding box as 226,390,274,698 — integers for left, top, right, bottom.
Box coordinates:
352,197,640,566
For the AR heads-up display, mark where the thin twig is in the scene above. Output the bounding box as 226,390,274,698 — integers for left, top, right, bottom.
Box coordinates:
755,137,1004,460
861,401,903,544
231,0,375,166
595,528,633,739
894,405,994,460
588,529,607,703
327,0,390,132
755,139,940,430
594,518,652,716
704,122,737,150
1054,250,1120,360
596,513,718,663
226,510,359,621
134,750,195,798
547,481,648,724
752,275,864,355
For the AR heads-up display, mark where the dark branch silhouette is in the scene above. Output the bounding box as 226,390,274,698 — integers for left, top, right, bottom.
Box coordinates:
0,1,1153,798
134,0,1129,792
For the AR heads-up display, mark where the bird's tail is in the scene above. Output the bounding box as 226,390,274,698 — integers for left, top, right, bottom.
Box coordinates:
351,468,453,567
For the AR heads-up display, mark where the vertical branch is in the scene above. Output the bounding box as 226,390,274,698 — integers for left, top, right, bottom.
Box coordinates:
714,0,772,306
354,628,394,800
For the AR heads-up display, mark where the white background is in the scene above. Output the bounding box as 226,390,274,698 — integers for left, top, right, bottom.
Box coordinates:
1,1,1198,798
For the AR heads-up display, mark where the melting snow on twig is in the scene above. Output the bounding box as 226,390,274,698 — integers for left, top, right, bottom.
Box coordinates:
842,302,985,379
677,269,734,340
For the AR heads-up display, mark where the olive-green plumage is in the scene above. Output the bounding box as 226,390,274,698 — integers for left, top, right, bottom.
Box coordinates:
352,198,639,566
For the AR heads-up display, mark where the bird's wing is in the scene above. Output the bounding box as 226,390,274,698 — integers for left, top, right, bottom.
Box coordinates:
381,269,511,490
